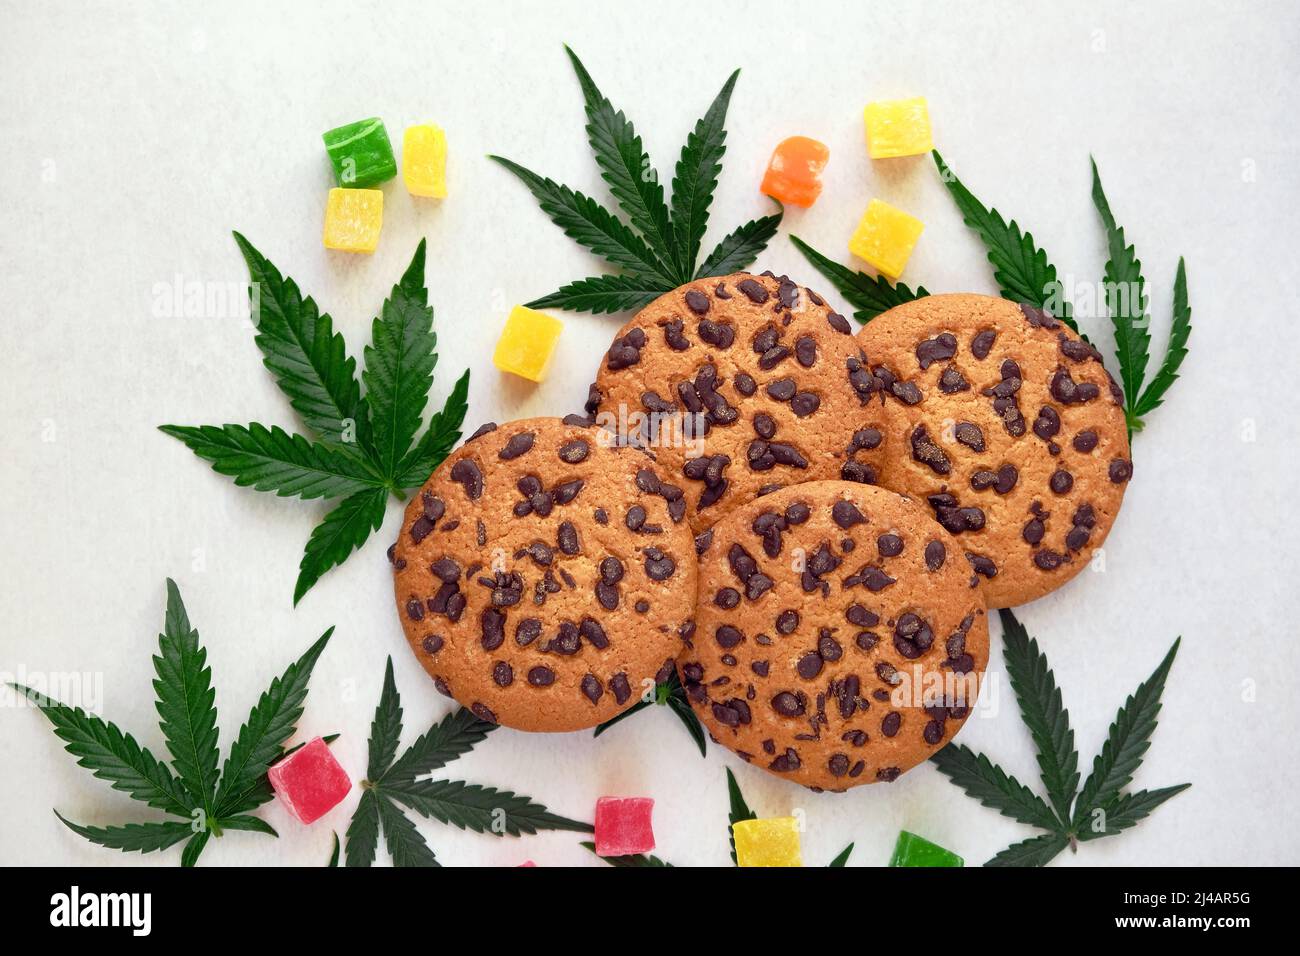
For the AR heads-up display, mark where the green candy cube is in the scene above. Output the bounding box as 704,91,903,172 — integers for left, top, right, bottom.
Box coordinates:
322,118,396,188
887,830,963,867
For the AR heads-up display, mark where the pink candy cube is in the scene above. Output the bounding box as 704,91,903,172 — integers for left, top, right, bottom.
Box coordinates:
594,797,655,856
267,737,352,825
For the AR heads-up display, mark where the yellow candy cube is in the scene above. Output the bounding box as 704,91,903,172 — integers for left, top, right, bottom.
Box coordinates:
864,97,933,159
732,816,802,867
322,188,383,253
403,124,448,198
494,305,563,383
849,199,924,280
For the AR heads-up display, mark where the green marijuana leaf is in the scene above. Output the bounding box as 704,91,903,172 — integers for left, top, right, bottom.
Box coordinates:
725,767,757,865
930,610,1188,866
1090,159,1193,436
788,234,930,324
932,150,1076,330
581,841,675,867
162,236,471,604
593,669,707,758
491,46,781,314
16,579,332,866
344,658,591,867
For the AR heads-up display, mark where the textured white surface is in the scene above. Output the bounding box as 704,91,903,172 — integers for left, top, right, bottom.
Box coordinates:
2,0,1297,867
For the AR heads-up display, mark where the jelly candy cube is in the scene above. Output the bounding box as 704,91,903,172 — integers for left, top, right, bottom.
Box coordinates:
323,188,383,254
888,830,963,867
848,199,924,279
403,124,448,198
493,305,563,383
593,797,655,856
863,97,933,159
733,816,802,867
760,136,830,207
322,117,397,188
266,737,352,825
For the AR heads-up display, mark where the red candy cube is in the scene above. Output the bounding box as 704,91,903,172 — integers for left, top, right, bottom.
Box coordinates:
594,796,655,856
267,737,352,825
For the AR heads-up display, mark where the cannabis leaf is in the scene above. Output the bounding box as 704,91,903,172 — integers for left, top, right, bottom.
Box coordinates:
932,150,1077,331
14,578,332,866
725,767,757,865
930,609,1189,867
162,236,471,604
580,841,675,868
344,658,591,867
593,669,707,758
723,767,844,866
789,234,930,324
1090,159,1193,436
490,45,781,314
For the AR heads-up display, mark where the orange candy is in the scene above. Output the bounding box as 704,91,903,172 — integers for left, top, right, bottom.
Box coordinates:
760,136,830,207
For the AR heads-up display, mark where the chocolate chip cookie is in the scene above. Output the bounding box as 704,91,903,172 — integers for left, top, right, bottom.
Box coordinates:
679,480,988,791
857,294,1133,607
589,272,891,535
391,416,697,732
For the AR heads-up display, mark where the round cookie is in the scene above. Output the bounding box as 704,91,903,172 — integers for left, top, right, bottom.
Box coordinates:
679,480,988,791
589,271,891,536
857,294,1133,608
391,416,697,732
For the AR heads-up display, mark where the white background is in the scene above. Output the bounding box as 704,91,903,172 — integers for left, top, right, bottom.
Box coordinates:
2,0,1297,867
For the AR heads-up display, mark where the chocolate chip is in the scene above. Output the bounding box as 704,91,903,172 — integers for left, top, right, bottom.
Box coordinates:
768,443,808,468
480,608,505,650
1109,458,1133,483
716,625,744,650
795,335,817,368
751,412,777,440
737,278,769,303
790,391,821,417
785,502,811,525
846,604,880,627
796,652,823,680
772,691,805,717
1033,405,1061,440
766,378,796,401
954,421,985,452
499,431,535,460
915,333,958,370
776,609,799,634
817,631,843,662
429,557,462,582
1072,430,1099,452
1019,303,1059,329
778,278,799,309
421,635,443,655
698,319,735,349
552,479,584,505
970,329,996,359
966,552,998,578
493,661,514,687
581,674,603,704
844,565,895,592
610,673,632,704
882,712,901,736
910,424,951,475
1049,469,1074,494
832,500,867,529
684,289,710,315
1034,549,1065,570
471,703,498,724
467,422,498,443
527,666,556,687
939,366,970,393
924,540,946,571
877,534,903,557
405,598,425,622
645,548,676,581
827,312,851,334
923,720,945,745
596,583,619,610
1022,518,1045,546
449,459,483,500
745,573,774,600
